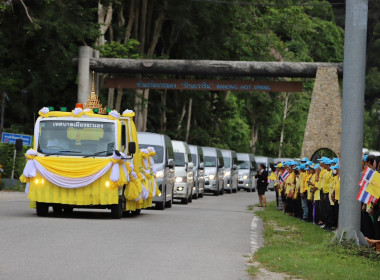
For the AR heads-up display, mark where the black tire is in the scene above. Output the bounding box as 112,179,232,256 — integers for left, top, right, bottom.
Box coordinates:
111,197,123,219
131,209,141,216
220,187,224,195
198,192,204,198
247,188,252,192
36,202,49,217
188,192,193,203
165,193,173,208
232,188,237,193
155,201,165,210
181,198,188,204
193,191,199,199
214,190,219,196
63,207,74,214
52,205,63,215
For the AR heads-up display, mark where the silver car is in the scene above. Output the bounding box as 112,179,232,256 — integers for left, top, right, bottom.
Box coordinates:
221,149,239,193
202,147,224,196
237,153,257,192
172,140,194,204
189,144,205,199
138,132,175,210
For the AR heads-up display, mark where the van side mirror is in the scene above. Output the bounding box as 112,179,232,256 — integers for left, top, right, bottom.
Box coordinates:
232,164,238,170
199,162,204,170
187,162,194,171
218,163,224,168
128,142,136,154
167,158,174,168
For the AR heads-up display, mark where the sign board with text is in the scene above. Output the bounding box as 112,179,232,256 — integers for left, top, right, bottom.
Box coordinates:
105,78,303,92
1,132,32,146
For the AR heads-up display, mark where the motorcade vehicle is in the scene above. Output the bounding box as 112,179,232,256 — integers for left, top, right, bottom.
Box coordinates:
171,140,194,204
221,149,239,193
189,144,205,199
138,132,175,210
237,153,257,192
20,104,156,218
255,156,275,191
202,146,224,195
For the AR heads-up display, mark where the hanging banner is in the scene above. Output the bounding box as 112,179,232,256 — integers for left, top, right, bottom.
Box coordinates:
105,78,303,92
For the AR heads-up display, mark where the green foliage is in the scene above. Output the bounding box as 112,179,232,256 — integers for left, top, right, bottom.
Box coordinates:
255,202,380,280
0,0,350,160
0,143,29,179
97,40,140,58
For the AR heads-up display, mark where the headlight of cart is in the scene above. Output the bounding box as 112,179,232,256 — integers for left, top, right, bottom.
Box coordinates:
156,170,164,178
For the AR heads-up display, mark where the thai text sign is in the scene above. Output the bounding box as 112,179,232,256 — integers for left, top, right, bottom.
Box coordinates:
1,132,32,146
105,78,303,92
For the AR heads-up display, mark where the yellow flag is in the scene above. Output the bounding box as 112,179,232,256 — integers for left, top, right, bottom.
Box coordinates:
268,172,277,181
365,171,380,198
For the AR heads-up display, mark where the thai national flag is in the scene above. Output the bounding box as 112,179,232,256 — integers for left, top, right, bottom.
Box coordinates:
357,167,375,204
280,170,290,183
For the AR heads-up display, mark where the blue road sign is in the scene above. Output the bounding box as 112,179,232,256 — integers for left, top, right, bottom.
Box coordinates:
1,132,32,146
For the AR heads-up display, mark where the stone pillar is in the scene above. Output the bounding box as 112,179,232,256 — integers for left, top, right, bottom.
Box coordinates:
77,46,93,104
301,67,342,159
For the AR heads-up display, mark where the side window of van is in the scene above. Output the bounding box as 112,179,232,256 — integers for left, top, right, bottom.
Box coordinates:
188,153,193,163
121,124,126,151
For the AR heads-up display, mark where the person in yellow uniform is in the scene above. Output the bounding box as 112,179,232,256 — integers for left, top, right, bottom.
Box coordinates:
293,165,302,218
304,163,313,222
330,163,340,230
285,161,296,215
322,159,334,230
298,164,308,221
308,164,322,224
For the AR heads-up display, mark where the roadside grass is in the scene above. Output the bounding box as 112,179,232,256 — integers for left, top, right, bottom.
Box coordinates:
0,184,25,192
254,202,380,280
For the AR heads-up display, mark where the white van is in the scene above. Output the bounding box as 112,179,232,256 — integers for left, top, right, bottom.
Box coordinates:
172,140,194,204
138,132,175,210
237,153,257,192
255,156,275,191
221,149,239,193
189,144,205,199
202,147,224,195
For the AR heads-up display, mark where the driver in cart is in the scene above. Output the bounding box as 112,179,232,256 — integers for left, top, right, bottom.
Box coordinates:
45,129,69,150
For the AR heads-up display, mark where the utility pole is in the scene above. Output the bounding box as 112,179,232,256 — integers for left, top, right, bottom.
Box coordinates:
0,92,8,141
334,0,369,246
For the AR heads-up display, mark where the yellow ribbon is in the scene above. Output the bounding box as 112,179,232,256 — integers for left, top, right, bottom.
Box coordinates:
122,112,135,118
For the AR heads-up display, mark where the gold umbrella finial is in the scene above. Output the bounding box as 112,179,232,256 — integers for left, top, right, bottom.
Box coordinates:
91,71,96,94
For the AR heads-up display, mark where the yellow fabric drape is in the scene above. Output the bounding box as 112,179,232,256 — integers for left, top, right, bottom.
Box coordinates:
35,157,110,178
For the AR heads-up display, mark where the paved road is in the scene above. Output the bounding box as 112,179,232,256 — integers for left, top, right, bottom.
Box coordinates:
0,190,275,280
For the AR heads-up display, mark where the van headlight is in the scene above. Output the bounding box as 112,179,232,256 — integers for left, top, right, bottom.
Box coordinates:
225,171,231,177
209,174,215,180
243,175,248,180
176,176,187,183
156,170,164,178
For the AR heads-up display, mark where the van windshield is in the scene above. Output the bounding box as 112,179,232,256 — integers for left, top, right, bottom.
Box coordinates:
223,157,231,168
238,160,250,169
191,154,197,165
139,144,164,163
37,119,115,156
204,156,216,167
174,152,186,166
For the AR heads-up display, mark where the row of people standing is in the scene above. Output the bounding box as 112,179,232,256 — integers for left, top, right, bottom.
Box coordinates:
272,157,340,231
271,155,380,238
